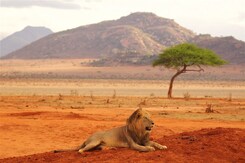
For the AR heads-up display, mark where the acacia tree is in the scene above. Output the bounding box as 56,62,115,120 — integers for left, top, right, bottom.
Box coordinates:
153,43,227,98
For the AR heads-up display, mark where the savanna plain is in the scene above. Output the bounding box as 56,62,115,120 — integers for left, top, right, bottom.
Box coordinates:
0,59,245,162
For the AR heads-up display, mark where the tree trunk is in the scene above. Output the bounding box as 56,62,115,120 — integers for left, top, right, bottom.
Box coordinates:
167,66,186,98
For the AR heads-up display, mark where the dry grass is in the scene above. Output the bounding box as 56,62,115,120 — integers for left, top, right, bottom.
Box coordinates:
1,59,245,80
0,95,244,121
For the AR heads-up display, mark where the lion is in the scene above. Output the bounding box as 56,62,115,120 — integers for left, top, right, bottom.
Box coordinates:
54,108,167,153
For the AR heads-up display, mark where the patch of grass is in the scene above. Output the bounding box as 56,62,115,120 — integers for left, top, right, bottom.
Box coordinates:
183,92,191,100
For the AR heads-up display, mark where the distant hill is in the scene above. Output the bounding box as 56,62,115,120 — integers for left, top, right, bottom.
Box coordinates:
190,34,245,64
0,26,53,57
2,12,245,65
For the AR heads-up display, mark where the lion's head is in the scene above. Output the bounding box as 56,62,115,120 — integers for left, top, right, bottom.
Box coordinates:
127,108,154,143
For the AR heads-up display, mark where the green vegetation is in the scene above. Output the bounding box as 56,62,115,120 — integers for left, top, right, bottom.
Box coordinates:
153,43,227,98
89,54,157,66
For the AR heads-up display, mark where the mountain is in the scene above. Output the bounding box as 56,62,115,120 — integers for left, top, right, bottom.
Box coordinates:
0,26,53,57
2,12,245,65
190,34,245,64
2,12,194,60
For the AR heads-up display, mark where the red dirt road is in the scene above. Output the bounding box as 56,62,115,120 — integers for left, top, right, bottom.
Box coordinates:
2,128,245,163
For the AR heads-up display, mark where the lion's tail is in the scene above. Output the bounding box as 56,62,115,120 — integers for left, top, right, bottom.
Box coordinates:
53,142,86,153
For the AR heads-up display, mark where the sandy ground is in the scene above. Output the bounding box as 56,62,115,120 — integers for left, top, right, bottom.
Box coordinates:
0,78,245,98
0,95,244,162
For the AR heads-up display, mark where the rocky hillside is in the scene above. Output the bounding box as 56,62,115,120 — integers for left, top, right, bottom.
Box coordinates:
191,34,245,64
116,12,195,46
2,12,245,64
2,12,194,60
0,26,53,57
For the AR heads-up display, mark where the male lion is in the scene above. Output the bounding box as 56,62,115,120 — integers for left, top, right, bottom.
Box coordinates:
54,108,167,153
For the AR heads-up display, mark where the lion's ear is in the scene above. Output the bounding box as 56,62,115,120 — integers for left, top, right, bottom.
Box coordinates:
136,108,143,119
137,107,142,111
136,112,142,119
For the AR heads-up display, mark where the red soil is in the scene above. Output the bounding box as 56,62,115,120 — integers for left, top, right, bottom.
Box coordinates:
1,96,245,162
2,128,245,163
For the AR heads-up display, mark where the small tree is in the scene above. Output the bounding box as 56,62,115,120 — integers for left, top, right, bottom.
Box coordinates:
153,43,227,98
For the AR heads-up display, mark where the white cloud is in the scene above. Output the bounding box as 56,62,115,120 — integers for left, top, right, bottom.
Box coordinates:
0,0,81,9
85,0,103,2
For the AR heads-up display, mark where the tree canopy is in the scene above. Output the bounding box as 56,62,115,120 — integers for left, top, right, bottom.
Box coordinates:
153,43,227,69
152,43,227,98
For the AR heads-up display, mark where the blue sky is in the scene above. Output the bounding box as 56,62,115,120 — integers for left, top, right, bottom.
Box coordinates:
0,0,244,41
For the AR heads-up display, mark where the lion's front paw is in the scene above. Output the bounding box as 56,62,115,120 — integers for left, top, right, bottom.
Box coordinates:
146,146,155,151
78,149,84,153
158,145,167,150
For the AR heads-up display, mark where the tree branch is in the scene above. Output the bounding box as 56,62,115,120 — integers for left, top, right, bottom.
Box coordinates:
184,69,203,72
197,65,204,71
184,65,204,72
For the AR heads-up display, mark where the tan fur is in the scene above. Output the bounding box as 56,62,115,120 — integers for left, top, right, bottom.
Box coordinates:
54,108,167,153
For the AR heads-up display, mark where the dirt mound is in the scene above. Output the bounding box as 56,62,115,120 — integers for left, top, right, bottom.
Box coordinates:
1,127,244,163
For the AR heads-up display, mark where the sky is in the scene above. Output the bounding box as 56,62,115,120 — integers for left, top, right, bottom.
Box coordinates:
0,0,245,41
